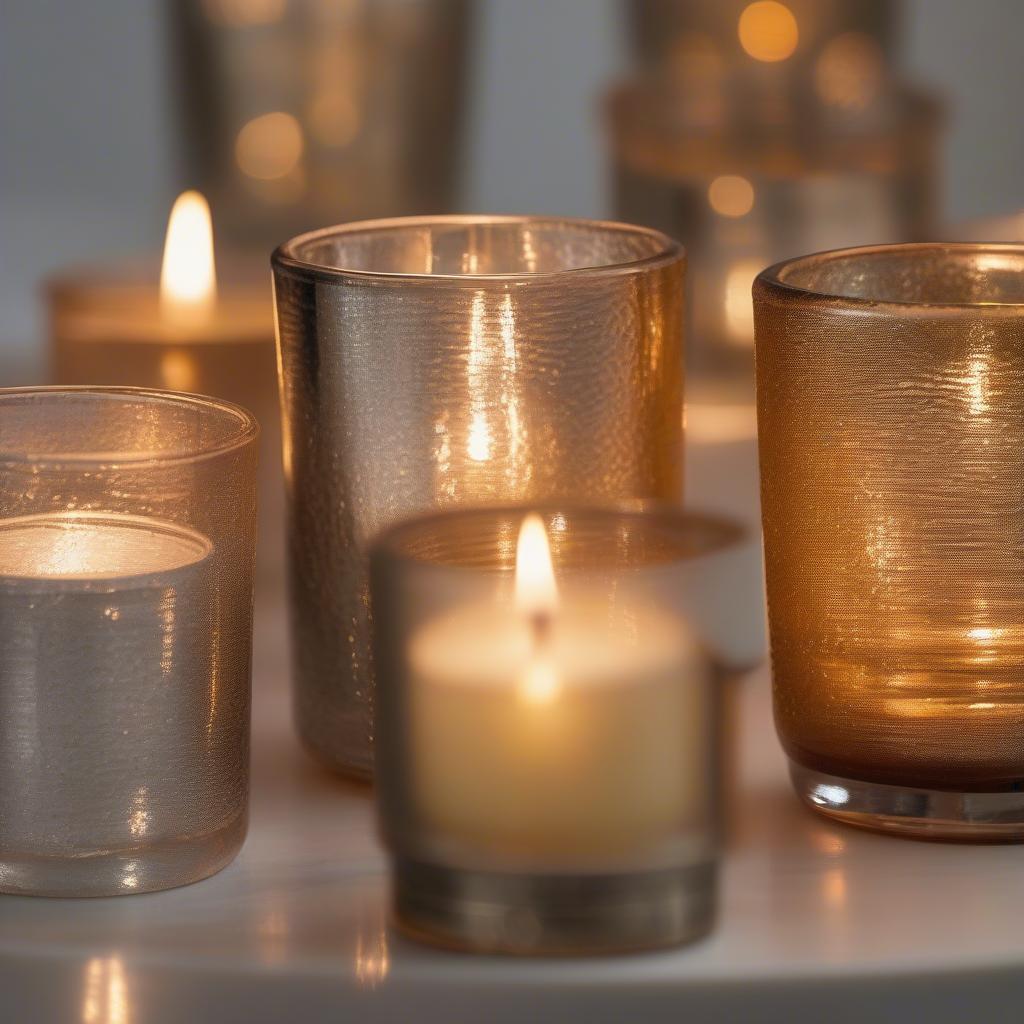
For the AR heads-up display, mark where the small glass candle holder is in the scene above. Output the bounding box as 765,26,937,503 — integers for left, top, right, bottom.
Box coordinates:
0,387,257,895
755,243,1024,840
607,74,940,394
273,215,686,780
371,504,740,955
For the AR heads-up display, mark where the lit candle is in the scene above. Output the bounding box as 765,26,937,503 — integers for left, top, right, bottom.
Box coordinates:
407,514,710,863
49,191,281,574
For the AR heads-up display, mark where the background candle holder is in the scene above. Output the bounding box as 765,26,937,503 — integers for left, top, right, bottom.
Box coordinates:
48,261,282,580
273,215,686,780
607,74,940,394
169,0,472,250
371,504,739,954
755,243,1024,840
0,387,257,895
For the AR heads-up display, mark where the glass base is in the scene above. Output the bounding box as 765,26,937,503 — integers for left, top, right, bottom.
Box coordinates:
392,857,715,955
790,760,1024,842
0,811,248,897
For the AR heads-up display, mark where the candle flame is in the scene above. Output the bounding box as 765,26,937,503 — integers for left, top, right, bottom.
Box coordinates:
160,190,217,319
515,514,558,617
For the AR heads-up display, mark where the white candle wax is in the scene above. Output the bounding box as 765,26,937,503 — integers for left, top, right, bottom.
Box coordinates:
0,511,210,580
408,598,710,865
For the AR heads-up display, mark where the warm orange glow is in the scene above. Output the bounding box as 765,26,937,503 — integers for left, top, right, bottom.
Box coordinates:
520,657,559,705
235,112,304,181
724,258,762,346
160,190,216,320
738,1,798,63
203,0,285,26
515,514,558,617
708,175,755,218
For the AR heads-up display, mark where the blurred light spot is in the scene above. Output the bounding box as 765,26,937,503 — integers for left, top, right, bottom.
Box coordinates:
969,702,996,710
822,866,847,909
708,175,755,217
355,930,390,989
724,258,761,346
82,956,129,1024
966,355,990,415
160,350,198,392
815,32,883,111
969,626,997,642
203,0,285,26
309,91,361,148
738,1,798,62
235,113,304,181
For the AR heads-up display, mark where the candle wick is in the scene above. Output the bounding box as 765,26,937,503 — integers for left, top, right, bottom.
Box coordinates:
530,610,553,649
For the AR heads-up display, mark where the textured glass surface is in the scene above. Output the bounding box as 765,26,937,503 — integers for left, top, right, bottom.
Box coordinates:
608,74,940,390
170,0,471,248
370,505,735,953
0,388,257,895
755,244,1024,791
273,216,685,778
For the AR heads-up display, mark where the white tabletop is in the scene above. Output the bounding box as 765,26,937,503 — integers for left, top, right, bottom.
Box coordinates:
3,408,1024,1023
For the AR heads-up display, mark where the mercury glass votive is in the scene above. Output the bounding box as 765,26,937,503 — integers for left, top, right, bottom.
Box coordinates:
755,243,1024,840
273,215,685,779
0,387,257,895
371,505,739,954
607,75,940,392
170,0,472,249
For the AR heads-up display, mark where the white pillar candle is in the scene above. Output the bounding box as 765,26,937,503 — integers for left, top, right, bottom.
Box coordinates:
406,515,710,865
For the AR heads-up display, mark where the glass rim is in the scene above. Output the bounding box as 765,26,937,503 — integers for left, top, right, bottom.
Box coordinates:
0,386,260,468
271,214,684,284
372,501,745,570
756,242,1024,312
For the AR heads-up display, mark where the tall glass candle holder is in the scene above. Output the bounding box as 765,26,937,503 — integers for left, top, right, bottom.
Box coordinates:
273,215,685,779
0,387,257,895
170,0,472,250
607,75,940,394
755,243,1024,840
371,505,739,954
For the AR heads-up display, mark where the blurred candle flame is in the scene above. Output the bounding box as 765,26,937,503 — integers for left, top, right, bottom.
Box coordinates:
160,190,217,320
515,514,558,618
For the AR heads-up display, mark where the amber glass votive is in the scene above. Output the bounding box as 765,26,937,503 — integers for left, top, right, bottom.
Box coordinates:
755,243,1024,840
371,505,739,954
0,387,257,894
273,215,685,780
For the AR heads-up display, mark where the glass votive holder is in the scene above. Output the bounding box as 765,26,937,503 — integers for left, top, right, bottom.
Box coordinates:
371,504,739,955
273,215,686,780
170,0,472,250
607,73,941,393
0,387,258,895
754,243,1024,840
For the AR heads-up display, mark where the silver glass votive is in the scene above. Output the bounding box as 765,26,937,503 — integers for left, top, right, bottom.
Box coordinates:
0,387,257,895
273,215,686,779
371,504,739,954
